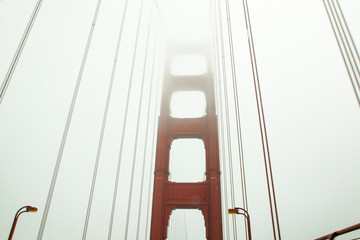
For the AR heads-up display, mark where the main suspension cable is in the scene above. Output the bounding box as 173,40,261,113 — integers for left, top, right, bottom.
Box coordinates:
81,0,130,238
37,0,103,239
242,0,281,239
0,0,44,104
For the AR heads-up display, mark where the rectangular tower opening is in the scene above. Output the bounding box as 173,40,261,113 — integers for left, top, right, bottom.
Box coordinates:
169,138,206,182
170,91,206,118
167,209,206,240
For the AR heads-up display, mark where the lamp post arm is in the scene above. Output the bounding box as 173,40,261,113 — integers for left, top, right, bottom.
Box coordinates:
228,207,252,240
8,206,37,240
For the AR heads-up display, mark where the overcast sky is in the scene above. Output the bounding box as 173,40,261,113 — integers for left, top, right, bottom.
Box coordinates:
0,0,359,239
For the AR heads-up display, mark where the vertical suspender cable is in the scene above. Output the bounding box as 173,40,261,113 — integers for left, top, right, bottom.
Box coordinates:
37,1,103,239
211,0,230,239
144,73,160,240
242,0,282,239
134,5,156,239
216,0,238,238
222,0,249,236
0,0,44,104
81,0,130,238
215,30,231,240
144,39,162,240
107,0,145,238
222,43,238,240
122,0,149,237
322,0,360,106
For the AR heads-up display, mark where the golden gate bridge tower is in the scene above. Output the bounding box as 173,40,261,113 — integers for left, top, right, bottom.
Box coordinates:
150,42,223,239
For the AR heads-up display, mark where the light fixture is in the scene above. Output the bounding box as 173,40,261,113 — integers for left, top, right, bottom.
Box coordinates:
228,207,252,240
8,205,38,240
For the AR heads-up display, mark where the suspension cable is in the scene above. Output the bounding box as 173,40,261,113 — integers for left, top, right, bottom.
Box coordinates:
333,0,360,62
106,1,142,238
223,0,249,236
328,0,360,78
37,1,103,239
322,0,360,106
215,0,238,238
81,0,130,238
106,0,146,238
242,0,281,239
122,0,149,237
215,31,231,240
144,36,162,240
135,6,156,239
211,0,230,238
0,0,44,104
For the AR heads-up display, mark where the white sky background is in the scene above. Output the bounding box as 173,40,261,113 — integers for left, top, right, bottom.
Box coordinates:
0,0,359,239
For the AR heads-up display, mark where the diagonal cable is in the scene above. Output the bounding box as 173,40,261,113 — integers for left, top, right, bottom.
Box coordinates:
81,0,130,238
107,0,145,238
0,0,44,104
37,0,103,239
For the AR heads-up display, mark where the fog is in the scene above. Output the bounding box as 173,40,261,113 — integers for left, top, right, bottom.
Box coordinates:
0,0,359,239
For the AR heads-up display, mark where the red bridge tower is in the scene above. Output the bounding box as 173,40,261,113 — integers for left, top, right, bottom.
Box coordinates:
150,42,223,239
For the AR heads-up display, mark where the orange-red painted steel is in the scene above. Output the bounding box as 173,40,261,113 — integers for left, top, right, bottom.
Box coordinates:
150,43,223,239
315,223,360,240
8,206,37,240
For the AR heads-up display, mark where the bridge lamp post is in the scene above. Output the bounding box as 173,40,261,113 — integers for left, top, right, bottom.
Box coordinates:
228,207,252,240
8,205,38,240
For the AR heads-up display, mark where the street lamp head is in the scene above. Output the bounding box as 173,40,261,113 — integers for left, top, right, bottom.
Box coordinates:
228,207,252,239
228,208,238,215
26,206,38,212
